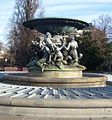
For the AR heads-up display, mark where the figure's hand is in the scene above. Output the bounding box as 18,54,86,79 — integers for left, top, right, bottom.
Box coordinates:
62,44,65,47
63,45,67,49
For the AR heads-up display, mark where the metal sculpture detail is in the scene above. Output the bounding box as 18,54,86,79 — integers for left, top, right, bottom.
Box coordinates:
27,32,82,72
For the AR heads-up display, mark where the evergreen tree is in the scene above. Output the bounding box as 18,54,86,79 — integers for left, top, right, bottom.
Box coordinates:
77,30,109,71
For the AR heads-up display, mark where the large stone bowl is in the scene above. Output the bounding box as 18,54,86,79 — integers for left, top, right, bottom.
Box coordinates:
23,17,89,35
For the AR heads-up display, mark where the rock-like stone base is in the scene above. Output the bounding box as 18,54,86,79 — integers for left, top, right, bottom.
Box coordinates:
28,64,86,78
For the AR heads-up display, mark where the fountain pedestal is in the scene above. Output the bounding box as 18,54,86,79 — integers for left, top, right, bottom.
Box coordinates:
28,66,85,78
29,70,82,78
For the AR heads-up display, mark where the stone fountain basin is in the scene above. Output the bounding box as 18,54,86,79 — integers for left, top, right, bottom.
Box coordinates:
0,72,112,119
0,97,112,119
3,72,107,88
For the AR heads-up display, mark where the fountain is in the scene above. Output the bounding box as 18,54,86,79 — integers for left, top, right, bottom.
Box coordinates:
0,18,112,120
4,18,107,87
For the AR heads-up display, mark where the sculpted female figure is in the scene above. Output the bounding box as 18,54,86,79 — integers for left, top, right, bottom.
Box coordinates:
64,35,79,64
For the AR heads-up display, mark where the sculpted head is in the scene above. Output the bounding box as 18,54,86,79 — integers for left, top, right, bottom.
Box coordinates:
46,32,52,38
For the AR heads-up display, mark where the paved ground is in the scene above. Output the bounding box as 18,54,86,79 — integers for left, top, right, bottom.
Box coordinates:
0,71,112,99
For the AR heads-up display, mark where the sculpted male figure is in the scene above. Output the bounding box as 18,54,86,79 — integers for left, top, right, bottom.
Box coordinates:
44,32,57,51
44,32,57,62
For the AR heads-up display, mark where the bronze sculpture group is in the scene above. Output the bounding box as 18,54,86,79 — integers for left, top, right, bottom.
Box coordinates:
27,32,80,72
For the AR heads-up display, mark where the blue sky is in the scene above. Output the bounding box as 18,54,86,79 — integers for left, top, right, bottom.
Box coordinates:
0,0,112,44
0,0,15,44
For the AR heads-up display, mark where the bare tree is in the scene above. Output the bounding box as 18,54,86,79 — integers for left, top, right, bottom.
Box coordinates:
0,42,3,51
91,14,112,71
91,28,108,54
8,0,44,67
92,14,112,42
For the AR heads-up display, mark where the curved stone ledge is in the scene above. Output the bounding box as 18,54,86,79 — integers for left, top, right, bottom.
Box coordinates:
3,73,107,87
4,74,107,83
0,97,112,108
